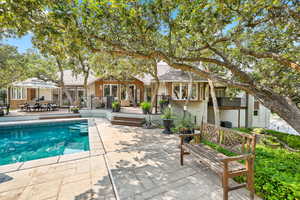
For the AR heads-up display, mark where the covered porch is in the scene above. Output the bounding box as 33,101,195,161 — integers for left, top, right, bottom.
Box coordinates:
8,78,59,109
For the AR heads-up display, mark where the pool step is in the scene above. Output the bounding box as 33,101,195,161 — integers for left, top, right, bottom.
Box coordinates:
111,116,144,127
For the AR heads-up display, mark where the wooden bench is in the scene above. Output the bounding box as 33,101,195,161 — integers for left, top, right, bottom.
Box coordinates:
179,123,257,200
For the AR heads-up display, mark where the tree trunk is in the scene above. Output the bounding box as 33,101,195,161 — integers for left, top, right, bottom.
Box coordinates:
57,59,73,105
83,69,89,104
124,84,135,106
151,77,160,111
208,79,220,126
257,92,300,133
149,60,160,112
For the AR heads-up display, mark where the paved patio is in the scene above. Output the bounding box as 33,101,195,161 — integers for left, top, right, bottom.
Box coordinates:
0,118,259,200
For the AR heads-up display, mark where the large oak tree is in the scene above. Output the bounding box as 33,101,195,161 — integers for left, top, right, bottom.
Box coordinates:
2,0,300,132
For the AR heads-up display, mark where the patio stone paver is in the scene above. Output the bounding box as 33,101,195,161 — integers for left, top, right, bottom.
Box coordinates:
95,118,260,200
0,155,115,200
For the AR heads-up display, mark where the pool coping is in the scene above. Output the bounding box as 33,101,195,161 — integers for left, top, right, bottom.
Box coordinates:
0,118,86,127
0,118,105,173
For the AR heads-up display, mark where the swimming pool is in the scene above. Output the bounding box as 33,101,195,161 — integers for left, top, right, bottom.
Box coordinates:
0,120,89,165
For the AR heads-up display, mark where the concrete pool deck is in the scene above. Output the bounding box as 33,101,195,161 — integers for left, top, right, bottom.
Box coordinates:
0,118,260,200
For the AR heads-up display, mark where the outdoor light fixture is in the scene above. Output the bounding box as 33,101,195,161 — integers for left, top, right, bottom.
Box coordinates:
183,106,187,111
168,104,171,108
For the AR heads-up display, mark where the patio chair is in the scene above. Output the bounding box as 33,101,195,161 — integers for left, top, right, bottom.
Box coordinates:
40,103,48,111
19,103,28,112
49,103,58,111
31,103,41,112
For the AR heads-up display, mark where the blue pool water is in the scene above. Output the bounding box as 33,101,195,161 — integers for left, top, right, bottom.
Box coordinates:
0,120,89,165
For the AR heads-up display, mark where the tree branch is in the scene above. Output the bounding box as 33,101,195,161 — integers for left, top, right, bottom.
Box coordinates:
238,46,300,72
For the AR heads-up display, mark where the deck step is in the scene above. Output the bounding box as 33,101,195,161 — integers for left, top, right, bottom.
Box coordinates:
113,116,144,122
111,116,145,127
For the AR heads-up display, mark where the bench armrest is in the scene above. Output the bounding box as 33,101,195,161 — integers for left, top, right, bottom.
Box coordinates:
179,134,201,138
219,154,253,163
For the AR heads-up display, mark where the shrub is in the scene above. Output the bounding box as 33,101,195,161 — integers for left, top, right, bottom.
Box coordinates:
140,101,151,112
175,116,195,130
70,107,79,113
159,99,168,105
254,145,300,200
235,128,300,150
264,129,300,150
112,101,121,112
140,101,151,109
161,107,174,119
112,101,120,109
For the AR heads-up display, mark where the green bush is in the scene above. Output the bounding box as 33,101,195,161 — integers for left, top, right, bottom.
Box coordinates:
159,99,168,105
264,129,300,150
254,145,300,200
176,116,195,130
140,101,151,110
235,128,300,151
161,107,174,119
112,101,120,109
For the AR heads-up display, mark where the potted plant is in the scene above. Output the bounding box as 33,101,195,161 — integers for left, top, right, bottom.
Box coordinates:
70,106,80,113
161,107,174,134
177,116,195,143
112,101,121,112
140,101,151,114
159,99,169,112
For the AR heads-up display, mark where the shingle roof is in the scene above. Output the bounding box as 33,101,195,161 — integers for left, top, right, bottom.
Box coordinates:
135,61,172,85
62,70,97,86
157,69,207,82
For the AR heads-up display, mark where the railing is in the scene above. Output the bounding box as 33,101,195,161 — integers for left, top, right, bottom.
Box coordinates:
209,97,246,108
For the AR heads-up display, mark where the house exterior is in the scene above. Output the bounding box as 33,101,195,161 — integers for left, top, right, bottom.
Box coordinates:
7,62,270,128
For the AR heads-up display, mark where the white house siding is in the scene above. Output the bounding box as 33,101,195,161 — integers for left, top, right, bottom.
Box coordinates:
253,104,271,128
208,106,270,128
171,101,207,125
186,101,207,125
208,109,246,127
87,83,95,97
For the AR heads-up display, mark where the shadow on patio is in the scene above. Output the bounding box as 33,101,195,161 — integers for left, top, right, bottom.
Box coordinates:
90,119,259,200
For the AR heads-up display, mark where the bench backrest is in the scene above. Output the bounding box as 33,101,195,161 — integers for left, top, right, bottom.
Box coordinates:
201,123,256,155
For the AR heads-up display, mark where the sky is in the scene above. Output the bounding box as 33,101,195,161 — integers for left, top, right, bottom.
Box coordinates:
1,34,33,53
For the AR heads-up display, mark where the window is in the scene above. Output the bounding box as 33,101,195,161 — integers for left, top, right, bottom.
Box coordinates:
172,83,198,100
120,85,135,100
254,110,259,116
111,85,118,97
104,85,110,96
215,88,226,97
103,84,118,98
145,87,152,102
198,85,205,100
11,87,26,100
